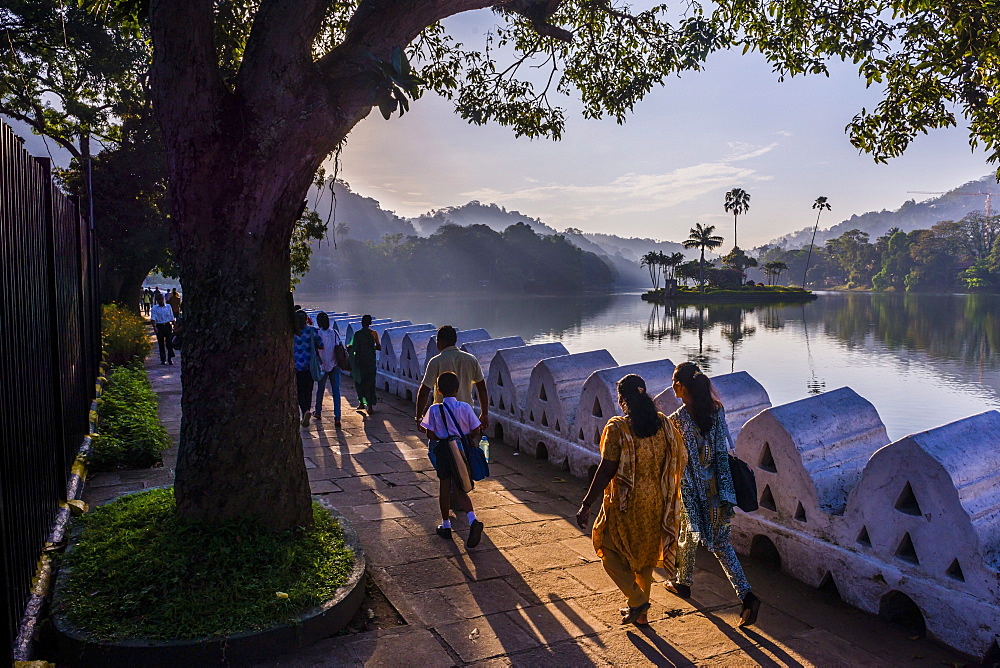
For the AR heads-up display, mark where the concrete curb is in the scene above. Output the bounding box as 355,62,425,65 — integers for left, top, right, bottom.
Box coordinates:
51,494,367,667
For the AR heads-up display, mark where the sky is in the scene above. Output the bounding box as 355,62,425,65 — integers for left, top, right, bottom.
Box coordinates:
334,9,996,248
10,6,995,249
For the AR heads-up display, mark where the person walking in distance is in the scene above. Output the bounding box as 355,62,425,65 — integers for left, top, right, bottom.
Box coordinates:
348,314,379,412
665,362,761,626
168,288,182,315
419,371,485,549
141,288,152,316
415,325,490,431
313,312,343,428
150,293,176,365
576,374,687,626
293,309,322,427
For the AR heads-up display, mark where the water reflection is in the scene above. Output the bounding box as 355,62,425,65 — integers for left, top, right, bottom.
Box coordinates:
297,288,999,439
643,294,999,389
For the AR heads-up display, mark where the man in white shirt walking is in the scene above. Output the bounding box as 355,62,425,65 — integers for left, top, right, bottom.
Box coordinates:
149,294,176,365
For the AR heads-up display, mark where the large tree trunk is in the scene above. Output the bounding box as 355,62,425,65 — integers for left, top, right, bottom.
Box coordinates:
148,0,478,531
171,159,316,530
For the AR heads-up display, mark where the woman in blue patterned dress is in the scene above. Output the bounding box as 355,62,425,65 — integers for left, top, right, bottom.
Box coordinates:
665,361,760,626
293,310,322,427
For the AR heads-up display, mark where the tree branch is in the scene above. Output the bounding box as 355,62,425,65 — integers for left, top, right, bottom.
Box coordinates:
237,0,334,101
497,0,573,42
0,106,82,159
149,0,226,144
320,0,496,76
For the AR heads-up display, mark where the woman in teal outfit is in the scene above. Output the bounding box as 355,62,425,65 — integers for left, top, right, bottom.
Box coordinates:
348,314,380,411
665,361,760,627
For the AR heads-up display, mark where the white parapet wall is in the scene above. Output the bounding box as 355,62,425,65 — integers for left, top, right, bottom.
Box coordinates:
729,403,1000,659
397,329,441,400
519,350,617,466
732,387,889,546
835,411,1000,656
568,359,676,479
424,328,492,363
461,336,525,380
332,315,362,332
459,336,524,408
370,320,412,338
344,318,393,343
654,370,771,440
315,306,1000,659
378,324,435,395
486,342,568,448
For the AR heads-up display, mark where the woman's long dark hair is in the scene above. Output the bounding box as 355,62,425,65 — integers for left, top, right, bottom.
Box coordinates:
673,362,722,435
294,309,307,333
617,374,661,438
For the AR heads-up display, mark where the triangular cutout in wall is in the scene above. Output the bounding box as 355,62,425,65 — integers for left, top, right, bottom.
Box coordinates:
759,485,777,511
895,532,919,564
759,442,777,473
794,501,807,522
579,429,585,441
554,420,560,433
541,412,549,427
497,375,504,387
592,397,603,418
946,559,965,582
894,482,922,516
498,396,505,411
540,385,547,401
857,526,871,547
593,428,601,445
529,410,535,422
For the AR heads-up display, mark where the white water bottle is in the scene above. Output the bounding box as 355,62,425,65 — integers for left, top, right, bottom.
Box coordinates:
479,435,490,462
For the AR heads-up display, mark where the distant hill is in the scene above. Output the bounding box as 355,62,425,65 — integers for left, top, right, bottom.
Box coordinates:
311,181,417,243
765,175,999,249
307,185,690,287
409,201,689,285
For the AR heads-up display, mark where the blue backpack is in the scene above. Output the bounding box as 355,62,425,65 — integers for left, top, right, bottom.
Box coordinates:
438,403,490,482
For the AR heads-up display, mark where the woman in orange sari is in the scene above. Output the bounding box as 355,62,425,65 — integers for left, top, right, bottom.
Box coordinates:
576,374,687,625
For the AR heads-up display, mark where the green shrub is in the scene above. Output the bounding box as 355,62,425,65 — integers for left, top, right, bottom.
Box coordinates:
102,304,151,367
89,365,170,471
59,489,354,641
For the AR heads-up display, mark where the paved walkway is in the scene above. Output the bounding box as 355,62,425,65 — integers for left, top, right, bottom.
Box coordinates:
84,354,968,666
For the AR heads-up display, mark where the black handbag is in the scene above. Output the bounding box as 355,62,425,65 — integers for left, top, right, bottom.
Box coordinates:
728,454,758,512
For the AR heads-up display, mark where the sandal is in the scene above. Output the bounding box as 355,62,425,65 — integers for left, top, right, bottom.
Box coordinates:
739,592,761,627
620,602,651,625
665,582,691,598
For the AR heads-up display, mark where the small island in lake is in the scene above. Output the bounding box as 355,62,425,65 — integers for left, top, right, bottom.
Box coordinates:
642,284,816,303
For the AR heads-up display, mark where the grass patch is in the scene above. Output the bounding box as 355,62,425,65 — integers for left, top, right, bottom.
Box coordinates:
89,365,170,471
58,488,354,641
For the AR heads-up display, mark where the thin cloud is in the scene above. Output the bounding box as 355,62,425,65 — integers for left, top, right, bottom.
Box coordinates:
460,146,776,223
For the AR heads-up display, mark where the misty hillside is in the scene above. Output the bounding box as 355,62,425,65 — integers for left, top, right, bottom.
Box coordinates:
311,181,417,243
308,184,691,287
409,201,688,285
413,201,558,237
765,175,998,249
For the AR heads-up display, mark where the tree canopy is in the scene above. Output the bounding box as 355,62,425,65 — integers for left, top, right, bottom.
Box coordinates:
53,0,1000,531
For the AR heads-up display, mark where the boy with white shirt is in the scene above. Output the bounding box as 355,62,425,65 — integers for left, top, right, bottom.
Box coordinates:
419,371,485,549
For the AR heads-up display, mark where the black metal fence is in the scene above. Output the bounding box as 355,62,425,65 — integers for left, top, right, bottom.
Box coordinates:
0,120,100,663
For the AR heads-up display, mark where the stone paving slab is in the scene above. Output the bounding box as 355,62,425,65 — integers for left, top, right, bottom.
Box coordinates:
83,352,972,667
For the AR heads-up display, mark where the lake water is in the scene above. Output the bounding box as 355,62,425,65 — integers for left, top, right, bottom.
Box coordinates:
295,289,1000,441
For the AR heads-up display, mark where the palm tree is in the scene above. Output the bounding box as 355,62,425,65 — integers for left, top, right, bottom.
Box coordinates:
662,251,684,282
334,221,350,249
763,260,788,285
640,251,661,290
802,196,831,286
683,223,724,292
724,188,751,250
